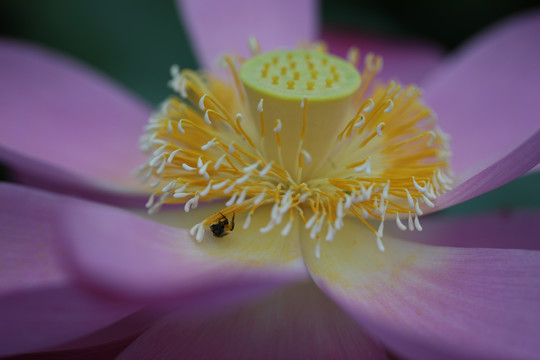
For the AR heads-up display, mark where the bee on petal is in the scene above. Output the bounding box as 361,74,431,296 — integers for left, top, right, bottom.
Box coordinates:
210,212,235,238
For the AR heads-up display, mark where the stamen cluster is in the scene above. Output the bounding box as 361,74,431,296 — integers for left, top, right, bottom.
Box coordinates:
138,46,452,254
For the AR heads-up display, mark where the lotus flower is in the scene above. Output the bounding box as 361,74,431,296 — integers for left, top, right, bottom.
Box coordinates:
0,1,539,359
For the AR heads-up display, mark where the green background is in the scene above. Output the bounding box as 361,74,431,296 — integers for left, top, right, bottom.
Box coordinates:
0,0,538,216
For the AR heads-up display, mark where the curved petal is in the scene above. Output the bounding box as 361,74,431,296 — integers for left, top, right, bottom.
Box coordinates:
50,308,167,352
423,11,540,182
118,282,388,360
0,39,151,204
0,183,140,357
435,130,540,209
17,184,308,302
177,0,319,68
321,27,445,85
4,336,136,360
388,210,540,250
301,216,540,360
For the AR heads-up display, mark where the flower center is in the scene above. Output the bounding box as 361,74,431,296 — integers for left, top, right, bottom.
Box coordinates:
138,47,452,254
239,50,360,179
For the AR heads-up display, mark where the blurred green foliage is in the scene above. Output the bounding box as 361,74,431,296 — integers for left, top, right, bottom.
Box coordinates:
0,0,197,105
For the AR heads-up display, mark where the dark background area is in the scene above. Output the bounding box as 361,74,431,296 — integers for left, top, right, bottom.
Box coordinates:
0,0,538,214
323,0,538,48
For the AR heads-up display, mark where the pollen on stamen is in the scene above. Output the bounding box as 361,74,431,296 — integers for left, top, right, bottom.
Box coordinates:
138,46,452,255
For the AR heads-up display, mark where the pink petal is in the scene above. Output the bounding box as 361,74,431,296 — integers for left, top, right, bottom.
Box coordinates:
8,183,307,302
0,39,151,203
423,11,540,182
7,336,137,360
0,183,140,357
117,282,389,360
435,130,539,209
388,210,540,250
302,216,540,360
50,308,164,352
177,0,319,68
321,27,444,85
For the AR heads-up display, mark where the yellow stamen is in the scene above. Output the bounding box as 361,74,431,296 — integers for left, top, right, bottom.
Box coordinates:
140,46,452,250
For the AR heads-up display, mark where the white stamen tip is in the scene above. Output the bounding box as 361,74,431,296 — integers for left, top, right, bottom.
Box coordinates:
353,114,366,128
301,150,312,164
396,214,407,231
198,161,210,175
257,99,264,112
184,195,199,212
386,81,396,95
189,223,198,236
214,154,226,170
305,214,318,229
376,236,386,252
254,191,266,205
301,96,307,108
145,193,156,209
413,177,427,193
414,200,424,216
363,99,375,112
376,122,385,136
198,94,207,111
422,194,436,208
382,180,390,199
204,110,211,124
212,180,229,190
260,220,275,234
201,138,216,151
362,208,369,219
273,119,282,132
179,79,187,98
236,188,248,205
162,180,176,193
414,214,423,231
259,162,273,176
224,183,236,194
427,131,437,146
156,159,167,175
243,213,252,230
149,154,163,167
281,219,293,236
167,149,181,163
344,194,352,209
325,224,335,242
225,192,238,206
200,181,213,197
235,172,251,184
315,241,321,259
243,161,260,173
384,99,394,113
149,178,161,188
177,119,184,133
405,188,415,209
354,159,371,174
170,64,180,77
196,224,205,242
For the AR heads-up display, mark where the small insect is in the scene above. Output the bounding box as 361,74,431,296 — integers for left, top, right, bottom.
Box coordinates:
210,212,235,238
